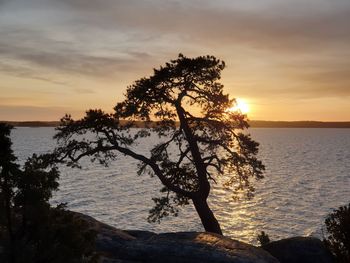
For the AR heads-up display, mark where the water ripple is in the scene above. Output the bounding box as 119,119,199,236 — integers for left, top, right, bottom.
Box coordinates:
11,127,350,244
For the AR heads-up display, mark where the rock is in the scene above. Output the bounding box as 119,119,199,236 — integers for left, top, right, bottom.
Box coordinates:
124,230,156,240
126,232,279,263
99,258,141,263
262,237,335,263
101,231,279,263
75,212,279,263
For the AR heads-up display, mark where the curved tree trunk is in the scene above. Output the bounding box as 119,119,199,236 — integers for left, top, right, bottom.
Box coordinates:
192,197,222,235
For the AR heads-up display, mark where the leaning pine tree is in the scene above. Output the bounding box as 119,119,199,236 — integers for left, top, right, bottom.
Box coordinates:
52,54,265,235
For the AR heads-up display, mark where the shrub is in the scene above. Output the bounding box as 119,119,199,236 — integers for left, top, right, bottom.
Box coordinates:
19,205,98,263
257,231,270,246
0,123,98,263
323,203,350,263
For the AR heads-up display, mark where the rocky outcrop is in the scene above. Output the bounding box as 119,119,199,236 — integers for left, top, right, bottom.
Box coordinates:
2,212,337,263
112,232,279,263
75,213,336,263
75,213,278,263
262,237,335,263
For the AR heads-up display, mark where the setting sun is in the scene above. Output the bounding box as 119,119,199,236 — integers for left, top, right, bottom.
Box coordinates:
228,98,250,114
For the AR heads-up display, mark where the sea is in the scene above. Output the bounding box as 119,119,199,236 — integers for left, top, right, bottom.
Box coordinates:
10,127,350,244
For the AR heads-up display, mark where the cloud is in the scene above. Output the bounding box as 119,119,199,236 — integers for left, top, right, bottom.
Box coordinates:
44,0,350,52
3,1,350,51
0,28,152,78
0,0,349,103
0,62,69,86
0,0,9,5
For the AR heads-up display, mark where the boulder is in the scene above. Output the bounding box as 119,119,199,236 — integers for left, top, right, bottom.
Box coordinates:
262,237,335,263
75,212,279,263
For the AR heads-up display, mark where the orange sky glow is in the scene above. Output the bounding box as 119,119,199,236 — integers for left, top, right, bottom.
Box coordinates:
0,0,349,121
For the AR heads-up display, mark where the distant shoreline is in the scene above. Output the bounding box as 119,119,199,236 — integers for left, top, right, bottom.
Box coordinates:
249,120,350,128
2,120,350,128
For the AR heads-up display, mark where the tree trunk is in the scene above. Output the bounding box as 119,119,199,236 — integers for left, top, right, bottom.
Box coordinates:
192,197,222,235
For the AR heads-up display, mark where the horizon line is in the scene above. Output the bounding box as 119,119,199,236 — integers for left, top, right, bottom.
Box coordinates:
2,120,350,128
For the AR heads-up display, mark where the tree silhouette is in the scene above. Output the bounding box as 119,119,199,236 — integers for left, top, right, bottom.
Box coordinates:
52,54,265,235
0,123,20,262
324,203,350,263
0,124,97,263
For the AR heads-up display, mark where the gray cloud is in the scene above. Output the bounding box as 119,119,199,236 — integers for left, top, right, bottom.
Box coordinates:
3,0,350,51
0,62,70,86
0,63,95,94
0,26,154,79
44,0,350,51
0,0,349,101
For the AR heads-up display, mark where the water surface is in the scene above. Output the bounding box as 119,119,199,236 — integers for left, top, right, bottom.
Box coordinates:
11,127,350,244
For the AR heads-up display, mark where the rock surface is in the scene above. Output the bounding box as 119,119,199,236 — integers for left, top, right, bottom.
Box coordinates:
75,213,279,263
2,211,336,263
262,237,335,263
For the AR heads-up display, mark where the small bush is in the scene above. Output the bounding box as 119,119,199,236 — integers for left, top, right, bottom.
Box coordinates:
0,123,98,263
257,231,270,246
323,203,350,263
20,206,98,263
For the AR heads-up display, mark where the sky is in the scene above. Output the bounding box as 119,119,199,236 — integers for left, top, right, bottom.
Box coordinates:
0,0,349,121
